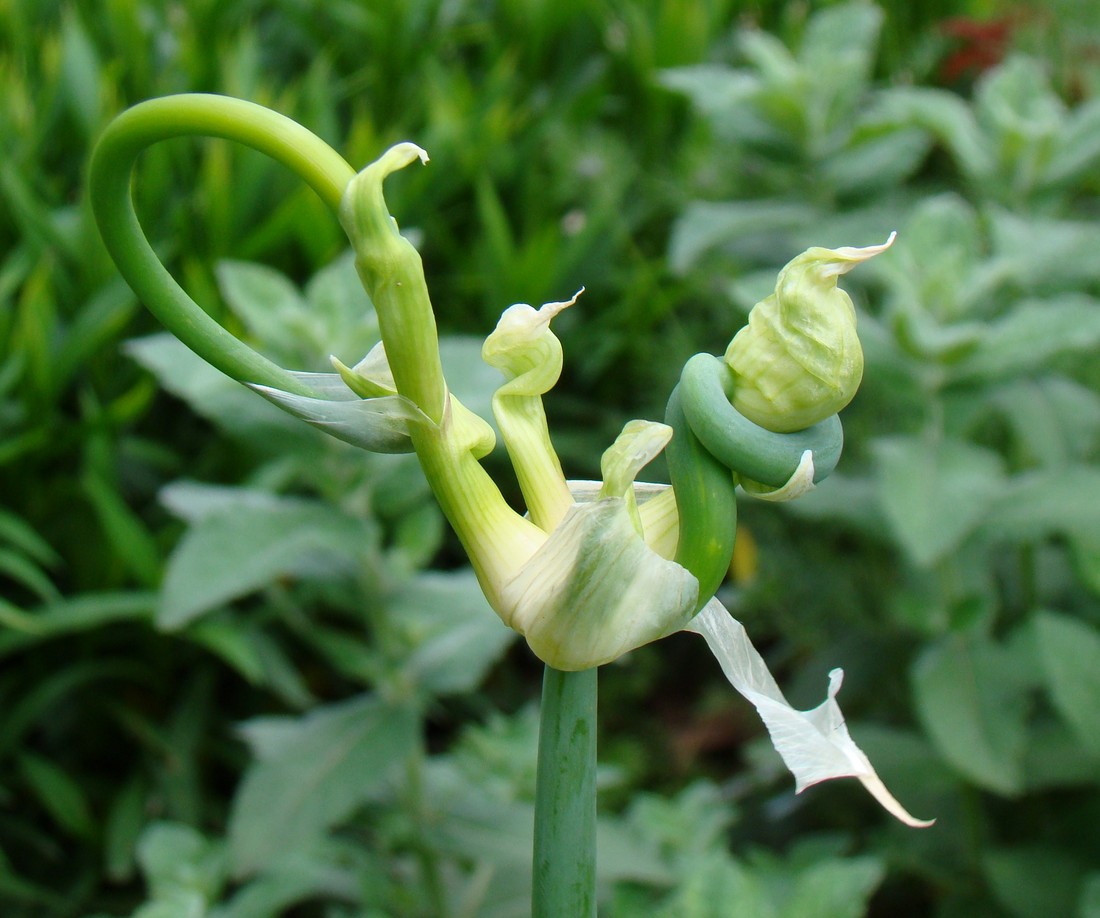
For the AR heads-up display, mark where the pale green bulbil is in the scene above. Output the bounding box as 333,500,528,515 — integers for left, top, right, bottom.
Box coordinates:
725,235,894,433
501,420,697,671
500,495,699,670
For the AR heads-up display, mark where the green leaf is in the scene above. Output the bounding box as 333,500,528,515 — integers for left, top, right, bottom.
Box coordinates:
668,200,817,275
0,592,154,660
132,891,207,918
1071,531,1100,596
988,211,1100,292
396,570,515,696
82,470,163,587
18,753,96,840
54,280,138,388
207,846,361,918
658,64,757,119
973,57,1062,165
656,852,775,918
1080,873,1100,918
779,856,885,918
984,846,1086,918
870,194,984,322
1023,720,1100,790
625,781,736,869
0,548,58,603
984,467,1100,542
800,1,881,74
158,481,286,525
988,377,1100,469
426,758,670,892
302,249,380,362
1033,611,1100,756
911,635,1032,795
216,260,311,366
136,822,225,907
798,1,882,131
0,509,61,568
1046,99,1100,187
783,472,889,540
0,860,64,911
188,615,314,708
227,694,417,876
104,776,146,882
158,497,372,630
953,296,1100,382
873,436,1005,567
821,125,930,195
59,8,103,139
874,87,992,183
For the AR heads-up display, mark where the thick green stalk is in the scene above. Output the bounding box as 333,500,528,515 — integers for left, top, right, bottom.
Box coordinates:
408,422,545,612
533,665,597,918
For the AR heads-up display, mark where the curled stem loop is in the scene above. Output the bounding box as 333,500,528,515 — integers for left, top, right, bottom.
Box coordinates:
666,354,845,606
88,93,356,396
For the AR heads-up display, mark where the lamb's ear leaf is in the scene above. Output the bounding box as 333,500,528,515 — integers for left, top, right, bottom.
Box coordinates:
688,599,934,828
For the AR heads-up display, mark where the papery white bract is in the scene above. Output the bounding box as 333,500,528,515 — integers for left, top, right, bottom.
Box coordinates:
688,599,934,828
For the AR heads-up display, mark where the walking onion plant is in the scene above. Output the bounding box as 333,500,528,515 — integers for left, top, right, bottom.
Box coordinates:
90,93,930,918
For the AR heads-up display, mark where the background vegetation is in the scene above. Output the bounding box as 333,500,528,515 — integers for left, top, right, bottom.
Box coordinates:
3,0,1100,915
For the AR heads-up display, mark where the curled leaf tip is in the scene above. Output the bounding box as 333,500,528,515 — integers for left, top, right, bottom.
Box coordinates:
490,288,583,345
599,420,673,501
382,142,430,170
821,231,897,277
543,286,584,319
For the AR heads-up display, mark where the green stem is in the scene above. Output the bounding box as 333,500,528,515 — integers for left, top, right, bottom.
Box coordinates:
533,665,597,918
665,384,738,607
89,93,355,395
340,145,448,424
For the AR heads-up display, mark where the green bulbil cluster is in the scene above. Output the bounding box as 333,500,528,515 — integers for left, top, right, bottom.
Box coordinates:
88,94,928,831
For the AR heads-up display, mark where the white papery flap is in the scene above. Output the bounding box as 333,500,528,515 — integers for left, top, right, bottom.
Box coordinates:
687,599,934,827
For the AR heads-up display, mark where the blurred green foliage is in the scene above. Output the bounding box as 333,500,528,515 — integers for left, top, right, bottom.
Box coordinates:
3,0,1100,916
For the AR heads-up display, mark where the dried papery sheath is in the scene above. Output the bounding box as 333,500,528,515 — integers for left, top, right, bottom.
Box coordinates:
725,235,895,433
688,600,934,828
